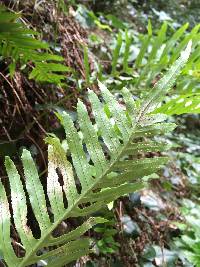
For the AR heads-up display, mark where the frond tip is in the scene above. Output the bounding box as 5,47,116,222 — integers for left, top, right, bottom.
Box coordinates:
138,40,192,117
181,40,192,60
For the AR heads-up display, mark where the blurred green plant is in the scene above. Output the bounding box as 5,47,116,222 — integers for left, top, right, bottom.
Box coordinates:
94,222,120,254
175,199,200,267
57,0,77,14
85,18,200,96
113,22,199,94
154,93,200,115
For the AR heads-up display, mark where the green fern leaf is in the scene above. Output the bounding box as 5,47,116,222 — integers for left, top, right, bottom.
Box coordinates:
135,20,152,68
0,44,191,267
0,5,69,85
154,93,200,115
111,32,123,76
138,41,192,118
29,62,72,84
135,22,199,92
123,29,132,72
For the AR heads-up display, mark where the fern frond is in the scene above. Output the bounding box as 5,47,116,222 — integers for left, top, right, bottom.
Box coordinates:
123,29,132,72
0,7,47,59
0,5,69,85
111,32,123,76
0,44,191,267
29,62,72,84
154,93,200,115
135,20,152,68
134,22,199,92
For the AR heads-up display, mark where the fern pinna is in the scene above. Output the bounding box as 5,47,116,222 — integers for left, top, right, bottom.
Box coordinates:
0,43,191,267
